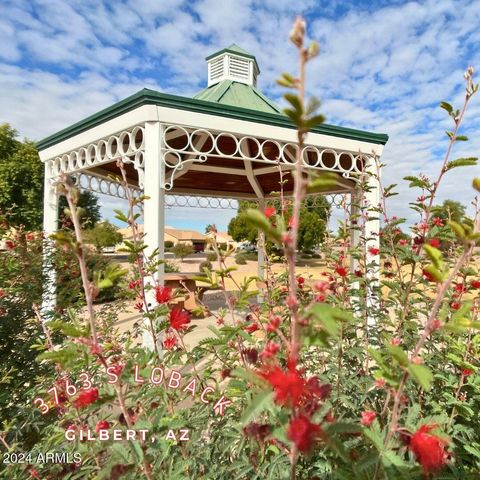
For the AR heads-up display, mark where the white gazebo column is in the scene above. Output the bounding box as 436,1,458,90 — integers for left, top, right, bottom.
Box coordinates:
349,189,361,313
364,156,381,325
142,121,165,349
41,161,59,319
257,198,265,280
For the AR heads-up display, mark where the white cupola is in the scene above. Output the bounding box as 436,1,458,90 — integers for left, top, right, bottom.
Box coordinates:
205,44,260,87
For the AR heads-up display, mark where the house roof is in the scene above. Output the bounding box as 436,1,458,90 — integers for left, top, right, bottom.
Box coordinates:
37,88,388,150
194,80,281,113
165,228,206,241
118,225,206,242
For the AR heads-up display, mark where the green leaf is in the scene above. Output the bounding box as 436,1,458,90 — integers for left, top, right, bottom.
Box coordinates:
403,175,429,189
408,363,433,391
240,391,274,425
130,440,144,463
440,101,453,114
284,93,302,114
455,135,468,141
304,114,326,129
448,221,466,239
423,264,445,283
445,157,478,171
244,209,282,244
473,178,480,192
423,244,443,269
306,172,339,194
47,320,85,337
386,344,409,367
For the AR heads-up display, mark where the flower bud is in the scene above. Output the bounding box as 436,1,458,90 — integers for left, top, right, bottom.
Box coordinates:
289,17,306,48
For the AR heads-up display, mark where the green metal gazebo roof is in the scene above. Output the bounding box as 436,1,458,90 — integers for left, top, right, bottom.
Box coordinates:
37,88,388,150
194,80,281,114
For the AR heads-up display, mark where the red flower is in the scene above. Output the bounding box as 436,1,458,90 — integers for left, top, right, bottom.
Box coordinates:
266,316,281,332
259,365,306,407
354,269,363,277
429,238,441,248
462,368,473,377
168,307,190,331
375,378,386,389
264,206,276,218
95,420,110,432
287,415,322,453
314,281,329,292
471,280,480,289
73,388,99,408
109,364,123,377
25,232,35,242
454,283,465,293
409,424,449,474
335,266,348,278
0,289,5,298
244,323,259,333
297,276,305,286
261,341,280,360
128,279,141,290
368,247,380,255
155,286,172,304
5,240,15,250
134,301,144,312
432,217,444,227
450,302,461,311
422,269,435,282
398,239,408,246
29,468,40,479
163,334,177,350
361,411,376,426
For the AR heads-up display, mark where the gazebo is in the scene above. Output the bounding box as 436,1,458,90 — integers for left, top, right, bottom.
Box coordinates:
38,44,388,345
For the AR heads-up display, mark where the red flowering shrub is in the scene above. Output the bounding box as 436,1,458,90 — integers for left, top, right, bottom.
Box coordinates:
409,425,449,474
168,306,190,331
73,388,99,408
155,285,172,304
360,411,376,426
287,415,322,453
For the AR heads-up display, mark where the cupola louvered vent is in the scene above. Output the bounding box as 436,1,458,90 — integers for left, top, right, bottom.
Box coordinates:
205,44,260,87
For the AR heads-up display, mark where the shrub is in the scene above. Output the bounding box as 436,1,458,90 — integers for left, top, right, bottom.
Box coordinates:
206,251,217,262
83,221,122,251
172,243,194,260
164,240,174,248
164,260,179,273
235,252,247,264
199,260,212,272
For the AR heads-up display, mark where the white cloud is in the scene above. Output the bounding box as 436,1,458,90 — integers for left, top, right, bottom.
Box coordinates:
1,0,479,231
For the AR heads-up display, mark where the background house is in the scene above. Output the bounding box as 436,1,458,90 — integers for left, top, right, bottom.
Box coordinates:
117,225,207,252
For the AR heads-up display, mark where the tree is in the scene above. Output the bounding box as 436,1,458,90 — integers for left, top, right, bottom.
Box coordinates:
0,123,102,231
84,221,122,251
432,199,466,223
59,190,101,230
228,201,258,244
172,243,194,260
0,124,44,230
228,197,331,252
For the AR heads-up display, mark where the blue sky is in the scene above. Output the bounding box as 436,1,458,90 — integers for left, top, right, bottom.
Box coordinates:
1,0,479,232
